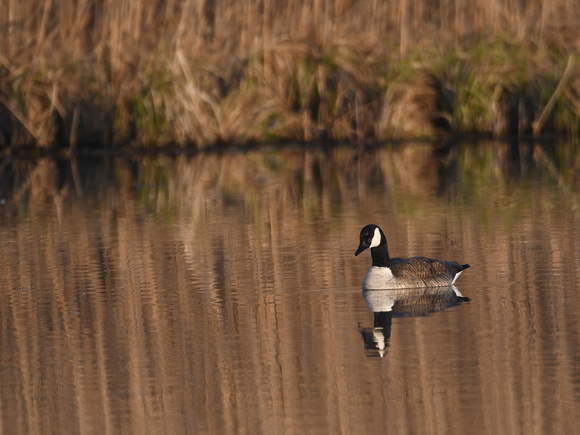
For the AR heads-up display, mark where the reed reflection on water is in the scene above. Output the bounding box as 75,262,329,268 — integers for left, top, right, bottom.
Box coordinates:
0,141,579,434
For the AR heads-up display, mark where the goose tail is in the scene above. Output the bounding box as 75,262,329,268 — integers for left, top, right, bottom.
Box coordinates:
451,264,470,284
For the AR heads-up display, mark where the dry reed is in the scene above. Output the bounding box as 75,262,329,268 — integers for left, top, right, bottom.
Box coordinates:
0,0,579,149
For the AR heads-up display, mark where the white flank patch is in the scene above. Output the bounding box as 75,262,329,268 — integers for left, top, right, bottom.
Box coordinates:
451,270,463,284
370,227,382,248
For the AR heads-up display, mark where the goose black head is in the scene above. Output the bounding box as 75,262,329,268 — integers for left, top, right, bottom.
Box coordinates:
355,224,385,256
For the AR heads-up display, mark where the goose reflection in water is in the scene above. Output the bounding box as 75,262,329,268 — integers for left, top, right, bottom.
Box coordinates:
359,286,470,358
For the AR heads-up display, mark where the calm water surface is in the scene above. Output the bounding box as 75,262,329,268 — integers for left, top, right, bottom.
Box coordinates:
0,141,579,434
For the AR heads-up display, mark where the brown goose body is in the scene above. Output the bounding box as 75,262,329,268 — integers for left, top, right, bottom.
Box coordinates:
355,224,470,290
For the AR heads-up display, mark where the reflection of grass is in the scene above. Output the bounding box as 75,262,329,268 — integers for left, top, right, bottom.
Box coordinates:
449,140,580,234
4,141,580,249
2,152,579,435
4,141,579,293
148,142,579,238
1,1,580,149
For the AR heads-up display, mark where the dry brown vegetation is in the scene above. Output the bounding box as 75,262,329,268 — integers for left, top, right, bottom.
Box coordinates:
1,0,579,149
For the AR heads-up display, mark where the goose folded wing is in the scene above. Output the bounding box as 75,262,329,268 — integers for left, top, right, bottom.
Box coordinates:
390,256,462,281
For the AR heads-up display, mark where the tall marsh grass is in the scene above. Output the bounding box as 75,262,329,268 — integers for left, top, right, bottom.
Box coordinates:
0,0,579,149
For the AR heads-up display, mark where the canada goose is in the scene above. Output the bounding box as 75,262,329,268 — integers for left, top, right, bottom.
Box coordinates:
355,224,470,289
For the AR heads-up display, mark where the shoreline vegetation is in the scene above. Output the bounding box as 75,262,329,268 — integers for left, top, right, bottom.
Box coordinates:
1,1,579,151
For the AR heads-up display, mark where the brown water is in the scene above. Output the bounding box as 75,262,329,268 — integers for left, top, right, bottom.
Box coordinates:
0,141,579,434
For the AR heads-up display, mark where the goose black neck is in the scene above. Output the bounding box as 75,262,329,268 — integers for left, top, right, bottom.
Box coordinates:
370,244,391,268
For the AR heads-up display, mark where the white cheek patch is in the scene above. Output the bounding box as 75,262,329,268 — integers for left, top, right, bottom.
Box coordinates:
370,227,382,248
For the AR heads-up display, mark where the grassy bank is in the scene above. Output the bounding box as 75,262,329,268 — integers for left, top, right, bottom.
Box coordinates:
1,0,579,150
